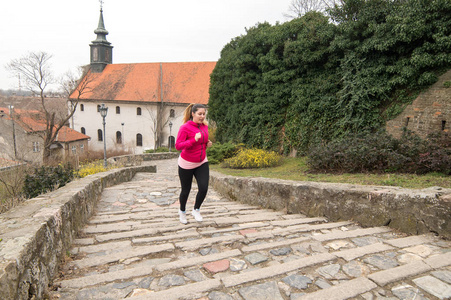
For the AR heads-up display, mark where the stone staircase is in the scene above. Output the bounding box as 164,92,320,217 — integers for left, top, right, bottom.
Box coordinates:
48,159,451,300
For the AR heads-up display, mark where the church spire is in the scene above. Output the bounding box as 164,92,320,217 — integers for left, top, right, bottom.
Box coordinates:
90,1,113,73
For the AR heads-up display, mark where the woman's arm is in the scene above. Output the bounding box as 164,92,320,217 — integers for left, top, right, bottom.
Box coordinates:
175,127,196,151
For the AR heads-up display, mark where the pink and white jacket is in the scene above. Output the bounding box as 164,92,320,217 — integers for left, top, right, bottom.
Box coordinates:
175,121,209,163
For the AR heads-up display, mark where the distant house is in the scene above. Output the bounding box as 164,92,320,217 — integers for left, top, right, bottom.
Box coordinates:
70,8,215,153
0,107,90,165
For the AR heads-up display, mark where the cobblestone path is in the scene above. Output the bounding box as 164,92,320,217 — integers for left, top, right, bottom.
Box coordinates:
49,159,451,300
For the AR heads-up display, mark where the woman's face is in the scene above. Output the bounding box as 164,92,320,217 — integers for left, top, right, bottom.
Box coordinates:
192,108,206,124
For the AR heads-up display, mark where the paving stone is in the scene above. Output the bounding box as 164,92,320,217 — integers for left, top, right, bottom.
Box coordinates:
282,274,312,290
295,277,377,300
424,251,451,268
222,253,335,288
245,253,268,265
342,261,369,278
384,235,433,248
334,242,394,261
229,258,247,272
130,279,222,300
238,281,284,300
391,283,428,300
242,236,309,252
156,249,241,272
208,291,234,300
363,254,399,270
175,234,244,251
351,236,383,246
137,277,154,289
432,270,451,284
312,227,392,242
73,243,174,268
270,247,292,256
413,275,451,299
315,278,332,289
184,269,208,282
368,261,431,286
158,275,185,287
204,259,230,274
316,264,342,279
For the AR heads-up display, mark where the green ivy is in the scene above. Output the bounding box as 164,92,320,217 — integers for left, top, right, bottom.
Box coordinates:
209,0,451,153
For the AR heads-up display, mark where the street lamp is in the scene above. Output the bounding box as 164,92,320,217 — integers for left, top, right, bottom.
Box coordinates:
121,122,125,145
99,103,108,168
9,105,17,159
168,121,173,152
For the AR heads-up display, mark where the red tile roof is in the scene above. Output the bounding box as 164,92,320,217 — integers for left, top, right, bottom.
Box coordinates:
55,126,90,143
70,62,216,104
0,107,90,142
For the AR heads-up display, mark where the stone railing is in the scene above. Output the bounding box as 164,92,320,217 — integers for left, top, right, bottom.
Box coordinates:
108,152,179,167
210,171,451,240
0,165,156,300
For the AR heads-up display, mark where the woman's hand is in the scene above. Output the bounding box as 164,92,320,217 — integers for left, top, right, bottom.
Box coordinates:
207,140,213,148
195,132,202,142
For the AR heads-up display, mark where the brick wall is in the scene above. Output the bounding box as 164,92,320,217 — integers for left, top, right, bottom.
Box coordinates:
386,69,451,138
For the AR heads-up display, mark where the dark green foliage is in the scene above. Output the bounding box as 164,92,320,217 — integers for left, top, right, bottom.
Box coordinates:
307,130,451,174
206,142,244,164
23,164,74,199
209,0,451,153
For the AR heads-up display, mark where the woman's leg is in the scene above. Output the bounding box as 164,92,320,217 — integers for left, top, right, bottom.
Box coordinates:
193,162,209,210
178,166,194,212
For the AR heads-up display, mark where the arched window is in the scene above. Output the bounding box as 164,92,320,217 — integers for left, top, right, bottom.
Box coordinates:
170,109,175,118
137,107,142,115
168,136,175,149
97,129,103,141
80,104,84,111
81,127,86,134
97,104,101,112
136,134,143,146
116,106,121,114
116,131,122,144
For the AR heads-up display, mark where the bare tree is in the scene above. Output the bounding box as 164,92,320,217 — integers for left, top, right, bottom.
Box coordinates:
60,66,91,129
6,52,93,164
284,0,339,19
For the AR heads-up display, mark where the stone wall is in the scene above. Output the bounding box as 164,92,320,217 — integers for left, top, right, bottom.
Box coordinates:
210,172,451,239
386,69,451,138
0,165,156,300
108,152,179,167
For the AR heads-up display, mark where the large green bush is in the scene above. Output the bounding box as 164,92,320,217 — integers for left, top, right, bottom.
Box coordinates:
307,131,451,174
209,0,451,153
23,164,74,199
206,142,244,164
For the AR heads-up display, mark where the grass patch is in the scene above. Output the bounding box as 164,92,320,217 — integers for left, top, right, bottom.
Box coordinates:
211,157,451,189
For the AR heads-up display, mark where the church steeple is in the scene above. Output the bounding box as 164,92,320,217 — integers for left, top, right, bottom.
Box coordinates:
90,2,113,73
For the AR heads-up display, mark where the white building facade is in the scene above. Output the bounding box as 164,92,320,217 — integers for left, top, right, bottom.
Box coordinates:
70,8,215,154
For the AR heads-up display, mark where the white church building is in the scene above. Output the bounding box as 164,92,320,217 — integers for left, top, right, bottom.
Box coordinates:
70,8,215,154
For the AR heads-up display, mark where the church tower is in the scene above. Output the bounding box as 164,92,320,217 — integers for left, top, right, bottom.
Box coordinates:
90,4,113,73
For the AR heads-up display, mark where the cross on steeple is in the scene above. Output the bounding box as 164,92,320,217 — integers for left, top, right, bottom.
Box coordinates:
99,0,104,11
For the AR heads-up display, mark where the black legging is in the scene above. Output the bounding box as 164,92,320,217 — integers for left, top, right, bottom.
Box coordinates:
178,162,209,211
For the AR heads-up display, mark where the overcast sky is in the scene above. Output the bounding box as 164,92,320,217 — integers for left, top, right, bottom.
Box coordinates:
0,0,293,91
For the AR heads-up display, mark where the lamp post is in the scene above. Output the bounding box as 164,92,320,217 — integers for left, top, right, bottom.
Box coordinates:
99,104,108,168
121,122,125,145
9,105,17,159
168,121,173,152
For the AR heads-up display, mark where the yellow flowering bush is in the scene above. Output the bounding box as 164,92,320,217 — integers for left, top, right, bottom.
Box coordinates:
76,161,107,178
222,148,282,169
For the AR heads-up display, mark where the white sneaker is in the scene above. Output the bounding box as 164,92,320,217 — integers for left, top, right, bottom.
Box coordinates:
191,209,203,222
179,210,187,224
